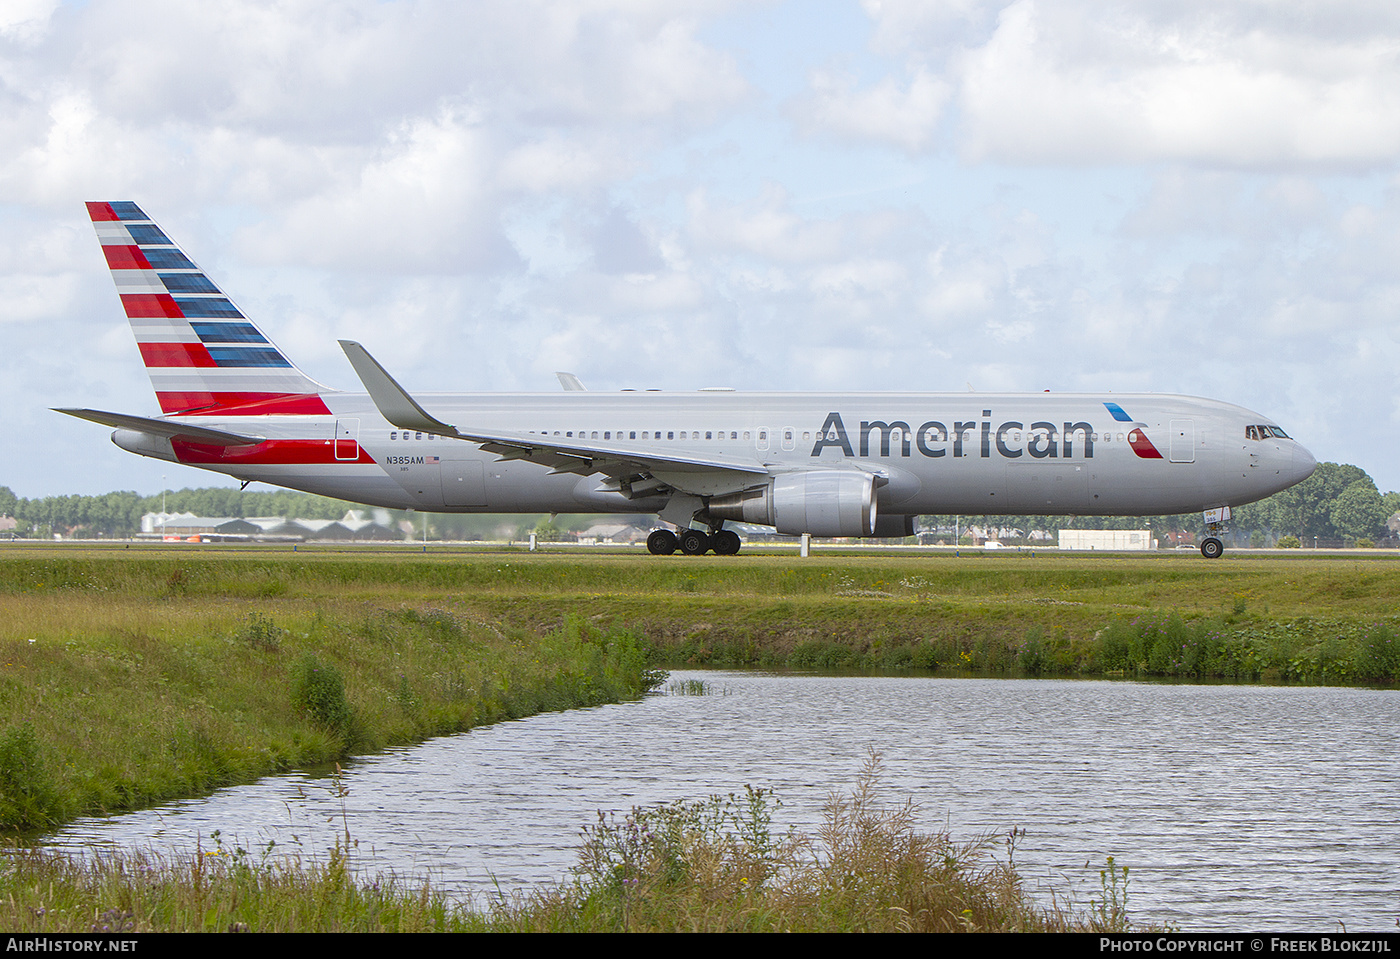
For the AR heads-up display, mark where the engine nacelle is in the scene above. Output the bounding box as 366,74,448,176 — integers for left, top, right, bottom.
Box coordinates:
872,513,915,538
708,470,879,537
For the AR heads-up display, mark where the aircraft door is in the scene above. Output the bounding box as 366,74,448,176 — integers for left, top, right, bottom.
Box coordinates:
334,419,360,460
1169,420,1195,463
441,459,487,507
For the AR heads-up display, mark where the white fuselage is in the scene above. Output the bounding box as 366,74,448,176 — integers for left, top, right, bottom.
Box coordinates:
116,389,1317,520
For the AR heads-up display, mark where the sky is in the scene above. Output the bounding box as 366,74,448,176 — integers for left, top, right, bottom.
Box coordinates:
3,0,1399,499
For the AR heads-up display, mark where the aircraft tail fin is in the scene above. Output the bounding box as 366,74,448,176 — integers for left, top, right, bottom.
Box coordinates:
85,201,332,415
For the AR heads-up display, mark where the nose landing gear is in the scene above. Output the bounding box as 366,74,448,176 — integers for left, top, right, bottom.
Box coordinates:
1200,506,1230,559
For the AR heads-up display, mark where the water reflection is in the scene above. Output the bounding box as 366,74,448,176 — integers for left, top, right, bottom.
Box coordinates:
45,674,1400,931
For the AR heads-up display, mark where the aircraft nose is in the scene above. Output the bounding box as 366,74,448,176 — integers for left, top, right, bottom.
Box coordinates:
1291,443,1317,484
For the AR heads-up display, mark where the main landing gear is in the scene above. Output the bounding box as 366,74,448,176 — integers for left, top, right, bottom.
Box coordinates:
1200,537,1224,559
647,528,742,556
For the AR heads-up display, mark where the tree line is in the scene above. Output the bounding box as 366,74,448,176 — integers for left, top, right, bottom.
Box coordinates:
0,485,627,542
0,486,362,539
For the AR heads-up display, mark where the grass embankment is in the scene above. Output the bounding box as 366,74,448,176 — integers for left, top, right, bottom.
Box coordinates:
3,545,1366,932
0,546,1394,828
0,545,1395,835
0,754,1137,932
394,546,1398,684
0,549,662,831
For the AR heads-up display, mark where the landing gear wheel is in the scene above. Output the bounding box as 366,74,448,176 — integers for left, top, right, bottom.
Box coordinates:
712,530,741,555
647,529,678,555
679,529,711,555
1200,537,1224,559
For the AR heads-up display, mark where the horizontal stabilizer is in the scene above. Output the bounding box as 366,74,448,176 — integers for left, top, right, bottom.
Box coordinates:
338,340,460,436
55,408,264,446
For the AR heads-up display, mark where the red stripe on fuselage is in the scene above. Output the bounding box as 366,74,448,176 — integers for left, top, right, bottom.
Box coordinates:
120,293,184,318
102,245,152,270
139,342,218,368
172,437,376,466
86,202,119,222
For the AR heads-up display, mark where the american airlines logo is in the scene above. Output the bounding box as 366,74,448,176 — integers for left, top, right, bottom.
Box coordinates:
811,403,1162,460
1102,401,1163,459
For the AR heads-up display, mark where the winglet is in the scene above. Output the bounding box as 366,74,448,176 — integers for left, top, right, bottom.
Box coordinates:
556,372,587,392
337,340,459,436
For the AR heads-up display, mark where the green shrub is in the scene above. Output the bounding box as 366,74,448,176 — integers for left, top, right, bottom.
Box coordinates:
1355,623,1400,683
1276,536,1301,549
290,654,355,741
0,725,61,829
238,612,283,652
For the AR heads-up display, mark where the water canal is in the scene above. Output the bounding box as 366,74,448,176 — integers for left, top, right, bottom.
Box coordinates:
44,673,1399,931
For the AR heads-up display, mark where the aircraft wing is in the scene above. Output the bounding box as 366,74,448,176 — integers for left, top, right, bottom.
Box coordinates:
338,340,769,494
54,408,265,446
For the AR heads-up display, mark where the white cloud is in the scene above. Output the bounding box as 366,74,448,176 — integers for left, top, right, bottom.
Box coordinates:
789,67,950,151
4,0,1400,496
842,1,1400,169
0,0,58,44
956,1,1400,168
245,104,517,273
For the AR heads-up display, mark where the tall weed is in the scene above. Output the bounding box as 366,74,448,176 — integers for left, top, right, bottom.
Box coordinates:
528,751,1105,932
0,724,62,829
290,654,355,744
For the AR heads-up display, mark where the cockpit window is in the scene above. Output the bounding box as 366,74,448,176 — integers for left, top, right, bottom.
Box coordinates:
1246,424,1291,441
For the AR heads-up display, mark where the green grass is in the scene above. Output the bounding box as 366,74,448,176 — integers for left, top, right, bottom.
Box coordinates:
0,545,1395,834
3,544,1376,931
0,547,665,831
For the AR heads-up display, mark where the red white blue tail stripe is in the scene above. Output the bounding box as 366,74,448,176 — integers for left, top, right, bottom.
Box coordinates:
86,201,331,415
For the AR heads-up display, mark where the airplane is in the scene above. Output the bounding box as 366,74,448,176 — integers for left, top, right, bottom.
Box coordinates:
59,201,1317,559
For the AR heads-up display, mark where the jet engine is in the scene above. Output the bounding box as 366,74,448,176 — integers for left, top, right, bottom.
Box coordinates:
708,470,879,537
